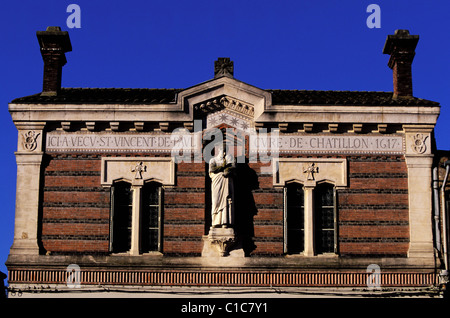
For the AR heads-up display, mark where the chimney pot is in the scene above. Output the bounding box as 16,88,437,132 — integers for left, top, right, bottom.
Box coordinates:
36,26,72,96
383,29,419,99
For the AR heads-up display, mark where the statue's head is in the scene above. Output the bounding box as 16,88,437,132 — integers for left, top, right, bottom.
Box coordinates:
215,143,228,156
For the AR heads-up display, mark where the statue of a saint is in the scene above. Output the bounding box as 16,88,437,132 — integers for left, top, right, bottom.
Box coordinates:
209,147,236,228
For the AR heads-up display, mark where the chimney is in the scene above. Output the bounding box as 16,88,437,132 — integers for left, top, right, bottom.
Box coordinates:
36,26,72,96
383,29,419,99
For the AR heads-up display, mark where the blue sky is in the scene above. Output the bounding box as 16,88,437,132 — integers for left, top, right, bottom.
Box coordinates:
0,0,449,277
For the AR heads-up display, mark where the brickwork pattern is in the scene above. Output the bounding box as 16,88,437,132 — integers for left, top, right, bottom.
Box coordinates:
339,156,409,256
41,154,409,257
42,154,109,254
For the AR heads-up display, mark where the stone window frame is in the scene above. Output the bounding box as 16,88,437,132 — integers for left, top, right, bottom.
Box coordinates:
110,181,133,253
274,157,346,257
101,157,175,256
109,180,164,255
283,180,338,256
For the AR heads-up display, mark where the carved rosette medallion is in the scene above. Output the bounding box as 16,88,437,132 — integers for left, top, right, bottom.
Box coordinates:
22,130,40,151
411,133,428,154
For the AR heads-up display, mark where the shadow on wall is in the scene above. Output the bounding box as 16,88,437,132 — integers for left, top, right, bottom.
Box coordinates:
234,162,259,256
0,271,6,299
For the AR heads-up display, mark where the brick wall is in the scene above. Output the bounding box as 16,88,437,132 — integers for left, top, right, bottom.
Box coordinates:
42,154,109,254
248,163,284,255
163,162,206,255
40,153,409,257
339,156,409,256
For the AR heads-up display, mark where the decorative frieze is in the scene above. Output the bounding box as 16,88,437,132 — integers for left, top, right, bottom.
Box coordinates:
46,131,195,153
251,134,404,155
46,131,405,155
7,268,438,288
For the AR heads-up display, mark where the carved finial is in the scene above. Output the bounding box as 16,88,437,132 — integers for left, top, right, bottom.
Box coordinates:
131,162,147,179
303,163,319,181
214,57,234,78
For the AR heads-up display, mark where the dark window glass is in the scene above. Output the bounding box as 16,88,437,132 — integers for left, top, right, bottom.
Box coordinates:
112,182,133,253
286,183,304,253
314,183,335,254
141,183,161,252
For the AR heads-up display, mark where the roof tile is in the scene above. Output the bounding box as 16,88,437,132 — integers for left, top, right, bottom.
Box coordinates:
10,87,439,106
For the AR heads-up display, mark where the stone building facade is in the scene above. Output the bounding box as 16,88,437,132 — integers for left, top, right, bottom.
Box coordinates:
5,27,449,296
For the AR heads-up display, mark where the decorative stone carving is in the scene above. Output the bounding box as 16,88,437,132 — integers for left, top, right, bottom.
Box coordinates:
134,122,144,131
100,157,175,187
274,158,347,188
207,227,236,256
378,124,388,134
411,133,428,154
214,57,234,78
303,123,314,132
194,96,254,117
131,162,147,179
61,122,71,131
328,124,339,133
110,122,119,131
159,122,169,132
353,124,363,133
303,162,319,181
86,122,96,131
22,130,40,151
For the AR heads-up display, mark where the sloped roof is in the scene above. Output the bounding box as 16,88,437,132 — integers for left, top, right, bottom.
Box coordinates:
10,87,439,106
268,90,439,106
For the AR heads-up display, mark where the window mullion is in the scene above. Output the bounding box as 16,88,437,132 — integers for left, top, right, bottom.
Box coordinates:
130,185,142,256
334,187,338,254
109,186,115,252
158,186,162,252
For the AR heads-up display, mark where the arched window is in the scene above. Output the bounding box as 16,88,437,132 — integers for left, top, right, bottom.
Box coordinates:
285,182,304,254
111,181,133,253
314,183,336,254
141,183,162,252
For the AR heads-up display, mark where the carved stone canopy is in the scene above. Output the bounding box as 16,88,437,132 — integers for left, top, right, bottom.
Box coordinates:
194,95,254,117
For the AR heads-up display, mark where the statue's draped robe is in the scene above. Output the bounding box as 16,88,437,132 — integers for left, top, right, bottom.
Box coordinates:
209,154,234,226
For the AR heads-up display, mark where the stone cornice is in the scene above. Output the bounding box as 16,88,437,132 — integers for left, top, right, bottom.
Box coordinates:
9,77,440,128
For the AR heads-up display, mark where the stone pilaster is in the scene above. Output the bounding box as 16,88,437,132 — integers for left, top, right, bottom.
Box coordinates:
404,125,435,260
10,123,45,255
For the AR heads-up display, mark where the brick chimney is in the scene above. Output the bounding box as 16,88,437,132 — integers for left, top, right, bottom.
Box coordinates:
383,29,419,99
36,26,72,96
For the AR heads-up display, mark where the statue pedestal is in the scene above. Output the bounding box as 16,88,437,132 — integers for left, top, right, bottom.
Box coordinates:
202,227,244,257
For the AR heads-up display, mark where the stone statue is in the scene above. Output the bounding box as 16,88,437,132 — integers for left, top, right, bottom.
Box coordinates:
209,146,236,228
